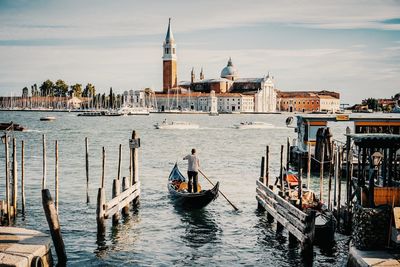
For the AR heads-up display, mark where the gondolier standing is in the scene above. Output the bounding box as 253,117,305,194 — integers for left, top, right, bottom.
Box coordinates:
183,148,200,193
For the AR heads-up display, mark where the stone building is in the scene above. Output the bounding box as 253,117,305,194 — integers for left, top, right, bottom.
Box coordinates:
277,90,340,112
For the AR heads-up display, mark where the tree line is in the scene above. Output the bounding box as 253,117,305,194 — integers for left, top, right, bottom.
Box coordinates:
22,79,124,109
24,79,96,98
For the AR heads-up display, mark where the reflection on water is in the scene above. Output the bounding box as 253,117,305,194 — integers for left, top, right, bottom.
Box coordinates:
177,209,221,249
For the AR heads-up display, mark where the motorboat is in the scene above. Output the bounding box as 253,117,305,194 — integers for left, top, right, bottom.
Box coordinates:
234,121,274,129
40,116,56,121
154,120,199,129
118,106,150,115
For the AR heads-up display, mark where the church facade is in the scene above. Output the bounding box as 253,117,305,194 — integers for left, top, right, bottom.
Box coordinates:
157,19,277,113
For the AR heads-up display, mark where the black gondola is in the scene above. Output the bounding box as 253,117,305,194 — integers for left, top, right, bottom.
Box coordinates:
168,163,219,210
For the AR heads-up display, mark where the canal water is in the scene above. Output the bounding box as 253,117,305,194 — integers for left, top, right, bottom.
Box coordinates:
0,111,351,266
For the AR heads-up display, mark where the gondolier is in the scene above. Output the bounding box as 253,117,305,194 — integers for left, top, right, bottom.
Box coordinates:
183,148,200,193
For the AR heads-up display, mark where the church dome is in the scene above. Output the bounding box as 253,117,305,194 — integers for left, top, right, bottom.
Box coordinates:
220,57,238,80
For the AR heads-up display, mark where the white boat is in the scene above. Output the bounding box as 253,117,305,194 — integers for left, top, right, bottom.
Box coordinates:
154,120,199,129
118,106,150,115
234,121,274,129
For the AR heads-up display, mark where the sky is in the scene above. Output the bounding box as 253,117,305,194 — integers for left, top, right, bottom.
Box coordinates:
0,0,399,104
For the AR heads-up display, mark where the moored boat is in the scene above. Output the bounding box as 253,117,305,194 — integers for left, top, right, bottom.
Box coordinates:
168,163,219,209
0,122,26,131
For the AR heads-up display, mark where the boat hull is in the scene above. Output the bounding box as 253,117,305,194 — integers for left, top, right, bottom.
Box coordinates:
168,182,219,210
168,164,219,210
314,210,337,245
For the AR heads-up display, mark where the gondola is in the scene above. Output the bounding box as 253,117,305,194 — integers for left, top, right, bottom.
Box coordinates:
168,163,219,210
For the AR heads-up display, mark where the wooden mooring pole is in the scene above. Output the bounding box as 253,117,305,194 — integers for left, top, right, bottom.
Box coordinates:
21,140,25,214
279,145,284,191
42,134,47,190
131,131,139,186
265,145,269,186
117,144,122,181
5,134,10,223
307,143,311,189
112,179,120,225
85,137,89,203
55,140,59,212
101,147,106,189
12,137,17,218
42,189,67,265
320,146,325,201
122,177,130,216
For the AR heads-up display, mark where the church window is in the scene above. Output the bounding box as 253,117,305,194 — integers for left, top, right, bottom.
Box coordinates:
173,48,176,54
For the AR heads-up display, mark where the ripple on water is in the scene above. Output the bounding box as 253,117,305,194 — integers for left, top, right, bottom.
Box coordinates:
0,111,353,266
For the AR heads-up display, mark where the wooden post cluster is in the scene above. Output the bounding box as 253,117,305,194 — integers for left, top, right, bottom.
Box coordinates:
96,130,141,237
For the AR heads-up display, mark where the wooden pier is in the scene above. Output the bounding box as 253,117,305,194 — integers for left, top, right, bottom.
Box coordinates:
256,180,316,254
96,130,141,237
0,227,53,266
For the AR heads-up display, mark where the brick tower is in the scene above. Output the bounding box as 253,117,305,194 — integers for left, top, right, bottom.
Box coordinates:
163,18,177,93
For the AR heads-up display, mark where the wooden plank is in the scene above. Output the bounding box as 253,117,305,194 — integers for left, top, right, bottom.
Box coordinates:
256,195,307,243
106,182,140,209
257,180,308,222
105,189,140,218
257,188,307,233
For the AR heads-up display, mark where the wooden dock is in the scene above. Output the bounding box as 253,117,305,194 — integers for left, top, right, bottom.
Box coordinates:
0,227,53,266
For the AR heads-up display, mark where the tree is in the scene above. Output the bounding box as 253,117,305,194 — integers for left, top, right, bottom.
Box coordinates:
69,83,82,97
365,98,378,111
39,79,54,96
54,79,69,97
83,83,96,97
22,87,29,97
109,87,115,109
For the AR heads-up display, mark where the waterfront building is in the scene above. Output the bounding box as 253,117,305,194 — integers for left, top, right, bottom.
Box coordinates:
277,90,340,113
156,19,277,113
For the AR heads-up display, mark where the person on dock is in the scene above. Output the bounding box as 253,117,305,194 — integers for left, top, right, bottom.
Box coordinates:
183,148,200,193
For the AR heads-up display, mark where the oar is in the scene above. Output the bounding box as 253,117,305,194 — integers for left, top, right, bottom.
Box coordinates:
198,169,239,211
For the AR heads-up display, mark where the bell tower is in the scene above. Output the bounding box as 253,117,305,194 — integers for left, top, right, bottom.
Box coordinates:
163,18,177,93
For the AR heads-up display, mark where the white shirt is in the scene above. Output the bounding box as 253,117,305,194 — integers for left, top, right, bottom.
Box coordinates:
183,154,200,172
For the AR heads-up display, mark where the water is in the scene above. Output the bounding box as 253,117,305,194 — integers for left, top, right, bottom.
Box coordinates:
0,111,349,266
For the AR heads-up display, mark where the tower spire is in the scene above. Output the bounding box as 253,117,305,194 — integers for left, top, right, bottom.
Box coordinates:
165,17,174,43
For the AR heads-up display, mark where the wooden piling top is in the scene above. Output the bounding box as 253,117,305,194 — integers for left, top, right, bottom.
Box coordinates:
0,227,53,266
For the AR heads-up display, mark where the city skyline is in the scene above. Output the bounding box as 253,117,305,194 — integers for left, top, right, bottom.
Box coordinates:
0,0,399,104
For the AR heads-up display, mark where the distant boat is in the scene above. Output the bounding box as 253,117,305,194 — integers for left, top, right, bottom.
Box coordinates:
234,121,274,129
118,106,150,115
168,163,219,209
77,110,122,117
154,120,199,129
0,122,26,131
40,116,56,121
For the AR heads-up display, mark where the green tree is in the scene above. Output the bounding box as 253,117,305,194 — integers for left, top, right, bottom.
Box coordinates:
69,83,82,97
39,79,54,96
83,83,96,97
54,79,69,97
365,98,378,111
